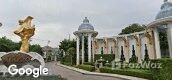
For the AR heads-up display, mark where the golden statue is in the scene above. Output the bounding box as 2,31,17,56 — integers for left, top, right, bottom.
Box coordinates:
14,16,35,53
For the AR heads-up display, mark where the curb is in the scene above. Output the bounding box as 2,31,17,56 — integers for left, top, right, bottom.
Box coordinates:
56,63,147,80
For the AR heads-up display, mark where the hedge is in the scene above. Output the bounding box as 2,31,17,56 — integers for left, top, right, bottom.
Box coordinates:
99,67,152,79
150,58,172,80
60,53,76,65
78,65,95,72
83,62,94,66
99,58,172,80
61,62,72,66
94,54,115,62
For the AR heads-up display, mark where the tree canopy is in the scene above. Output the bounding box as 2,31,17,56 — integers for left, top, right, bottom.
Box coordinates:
119,23,146,35
0,36,43,55
29,44,43,55
0,37,20,52
59,39,76,53
59,39,76,65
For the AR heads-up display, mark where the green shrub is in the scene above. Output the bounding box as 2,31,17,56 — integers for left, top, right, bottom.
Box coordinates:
129,53,138,63
94,54,115,62
47,56,52,62
104,63,112,67
83,62,94,66
99,67,152,79
150,58,172,80
144,46,149,62
78,65,95,72
61,62,72,66
60,53,76,65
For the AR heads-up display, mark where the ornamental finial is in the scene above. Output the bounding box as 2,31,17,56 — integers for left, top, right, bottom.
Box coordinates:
83,17,89,23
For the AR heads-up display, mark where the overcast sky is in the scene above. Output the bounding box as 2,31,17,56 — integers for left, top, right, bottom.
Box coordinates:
0,0,166,47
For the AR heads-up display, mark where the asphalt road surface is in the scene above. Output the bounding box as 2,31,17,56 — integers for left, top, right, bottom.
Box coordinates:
45,62,126,80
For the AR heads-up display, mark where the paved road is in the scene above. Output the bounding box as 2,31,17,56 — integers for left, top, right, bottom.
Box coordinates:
45,62,125,80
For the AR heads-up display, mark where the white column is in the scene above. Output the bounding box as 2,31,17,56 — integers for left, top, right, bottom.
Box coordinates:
82,36,85,64
124,37,129,62
114,38,119,60
88,34,92,62
92,38,95,62
167,23,172,57
135,35,141,63
137,45,141,63
76,36,80,65
153,28,161,58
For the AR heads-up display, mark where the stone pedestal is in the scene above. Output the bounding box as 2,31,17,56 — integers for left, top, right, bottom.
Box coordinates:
0,51,45,76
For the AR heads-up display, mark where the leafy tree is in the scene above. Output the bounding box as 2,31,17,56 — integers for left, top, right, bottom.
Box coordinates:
67,47,76,65
29,44,43,55
60,47,76,65
59,39,76,52
67,47,76,55
119,23,146,35
0,36,43,55
59,39,76,65
0,37,20,52
0,44,11,52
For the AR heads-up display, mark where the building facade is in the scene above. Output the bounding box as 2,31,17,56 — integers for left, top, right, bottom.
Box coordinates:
74,0,172,65
94,30,156,63
42,46,59,61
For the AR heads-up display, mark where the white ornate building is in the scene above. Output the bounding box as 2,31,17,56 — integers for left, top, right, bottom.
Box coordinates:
74,0,172,65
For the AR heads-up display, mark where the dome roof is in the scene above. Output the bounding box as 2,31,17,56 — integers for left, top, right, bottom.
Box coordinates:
78,17,94,31
156,1,172,19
